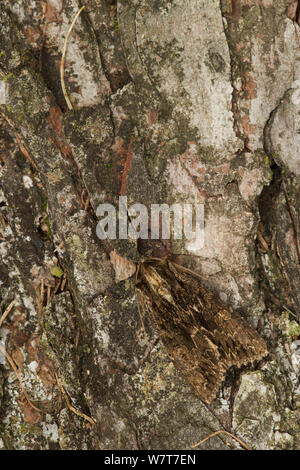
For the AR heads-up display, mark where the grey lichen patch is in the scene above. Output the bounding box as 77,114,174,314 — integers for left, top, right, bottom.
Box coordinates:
238,150,273,202
2,49,50,131
88,278,145,373
275,407,300,449
63,106,113,149
57,408,91,450
132,345,179,406
138,35,186,97
232,370,281,449
119,343,237,450
222,0,299,150
46,167,64,182
264,88,300,177
62,105,117,211
206,48,226,74
259,249,286,295
43,291,84,401
134,0,241,154
0,417,56,450
0,312,61,449
143,138,182,183
41,294,98,448
49,0,110,108
232,358,300,450
62,210,113,296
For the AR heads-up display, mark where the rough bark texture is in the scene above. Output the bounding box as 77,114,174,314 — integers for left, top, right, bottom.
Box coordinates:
0,0,299,450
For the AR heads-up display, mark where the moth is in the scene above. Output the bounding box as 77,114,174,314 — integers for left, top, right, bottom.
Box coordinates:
135,257,268,404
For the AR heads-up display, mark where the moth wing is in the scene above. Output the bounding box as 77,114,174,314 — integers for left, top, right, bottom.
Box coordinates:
202,301,268,368
136,258,268,404
170,261,268,366
136,285,228,403
153,298,267,403
163,323,230,403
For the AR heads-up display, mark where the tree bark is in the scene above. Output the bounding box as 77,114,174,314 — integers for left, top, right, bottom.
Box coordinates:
0,0,299,450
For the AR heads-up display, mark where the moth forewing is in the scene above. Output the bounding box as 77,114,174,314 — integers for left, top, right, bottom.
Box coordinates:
135,257,268,404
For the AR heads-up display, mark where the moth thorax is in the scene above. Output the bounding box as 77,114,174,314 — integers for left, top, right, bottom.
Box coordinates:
143,266,172,301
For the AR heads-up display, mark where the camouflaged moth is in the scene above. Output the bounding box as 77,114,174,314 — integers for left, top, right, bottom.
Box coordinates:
135,257,268,404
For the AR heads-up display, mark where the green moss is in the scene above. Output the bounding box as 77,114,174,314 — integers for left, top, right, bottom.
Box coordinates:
114,19,119,31
46,220,51,236
41,193,48,212
50,266,64,278
2,72,13,82
82,344,91,354
40,194,52,237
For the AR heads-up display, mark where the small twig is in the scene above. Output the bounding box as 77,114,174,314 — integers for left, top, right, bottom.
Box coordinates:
14,134,38,171
0,344,45,414
75,330,80,349
61,274,67,292
47,174,62,182
0,300,44,414
257,230,269,251
47,285,51,305
0,300,15,329
283,305,299,321
60,5,86,110
54,241,64,253
84,196,90,211
192,430,252,450
40,278,45,305
53,277,61,295
55,372,96,426
0,211,7,229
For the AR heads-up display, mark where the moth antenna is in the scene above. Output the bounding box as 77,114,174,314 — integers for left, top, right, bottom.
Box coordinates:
171,259,210,281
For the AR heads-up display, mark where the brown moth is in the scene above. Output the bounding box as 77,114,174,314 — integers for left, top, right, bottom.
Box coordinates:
135,257,268,404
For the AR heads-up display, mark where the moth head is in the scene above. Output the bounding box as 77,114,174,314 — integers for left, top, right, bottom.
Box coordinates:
137,237,174,259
